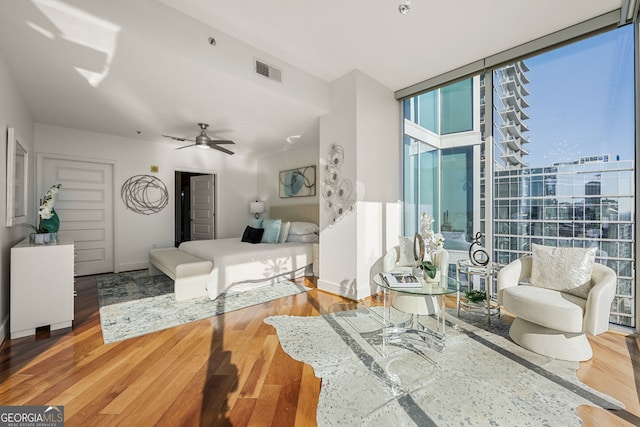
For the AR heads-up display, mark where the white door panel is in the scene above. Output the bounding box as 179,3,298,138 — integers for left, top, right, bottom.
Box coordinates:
40,158,114,275
190,175,215,240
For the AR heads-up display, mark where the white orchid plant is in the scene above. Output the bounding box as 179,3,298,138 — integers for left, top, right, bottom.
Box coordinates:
25,184,62,233
418,212,445,278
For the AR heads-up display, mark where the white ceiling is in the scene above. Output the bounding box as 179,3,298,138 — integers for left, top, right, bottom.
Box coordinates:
0,0,622,157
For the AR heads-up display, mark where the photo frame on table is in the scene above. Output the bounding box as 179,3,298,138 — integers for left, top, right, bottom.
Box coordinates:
6,127,28,227
279,165,316,198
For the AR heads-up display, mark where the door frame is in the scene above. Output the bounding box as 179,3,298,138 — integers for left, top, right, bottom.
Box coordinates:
37,152,119,273
173,167,217,245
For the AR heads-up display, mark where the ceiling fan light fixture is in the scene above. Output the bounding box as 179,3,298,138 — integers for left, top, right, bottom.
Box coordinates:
164,122,235,155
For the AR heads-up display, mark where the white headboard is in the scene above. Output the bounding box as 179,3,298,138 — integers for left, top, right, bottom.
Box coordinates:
269,204,319,225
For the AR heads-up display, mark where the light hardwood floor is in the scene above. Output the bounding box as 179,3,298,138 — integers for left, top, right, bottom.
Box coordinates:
0,275,638,426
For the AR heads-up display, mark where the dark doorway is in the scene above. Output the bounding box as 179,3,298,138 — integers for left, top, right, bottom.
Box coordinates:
174,171,211,246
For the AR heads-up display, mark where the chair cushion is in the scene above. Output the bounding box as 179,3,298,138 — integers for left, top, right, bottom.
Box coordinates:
502,285,586,333
531,244,597,299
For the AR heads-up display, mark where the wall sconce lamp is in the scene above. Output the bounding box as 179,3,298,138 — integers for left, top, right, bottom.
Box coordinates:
250,201,265,219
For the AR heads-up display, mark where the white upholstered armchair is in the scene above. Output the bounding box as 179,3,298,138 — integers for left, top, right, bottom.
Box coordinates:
383,246,449,318
497,254,616,361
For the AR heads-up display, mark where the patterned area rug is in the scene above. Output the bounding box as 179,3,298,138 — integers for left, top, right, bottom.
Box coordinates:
97,270,311,344
265,307,624,427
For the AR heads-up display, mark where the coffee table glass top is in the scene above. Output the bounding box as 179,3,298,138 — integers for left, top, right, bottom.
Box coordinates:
374,273,458,296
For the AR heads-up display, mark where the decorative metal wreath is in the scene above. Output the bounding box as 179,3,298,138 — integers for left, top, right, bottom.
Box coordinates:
121,175,169,215
322,144,355,225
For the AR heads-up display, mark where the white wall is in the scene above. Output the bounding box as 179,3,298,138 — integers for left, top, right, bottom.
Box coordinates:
318,70,400,300
34,124,258,272
257,141,319,214
0,51,35,342
318,72,359,297
355,72,401,298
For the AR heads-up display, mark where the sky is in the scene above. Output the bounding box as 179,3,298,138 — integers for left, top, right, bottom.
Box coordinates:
515,24,634,167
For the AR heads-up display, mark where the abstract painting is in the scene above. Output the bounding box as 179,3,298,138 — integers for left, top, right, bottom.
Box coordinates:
279,165,316,198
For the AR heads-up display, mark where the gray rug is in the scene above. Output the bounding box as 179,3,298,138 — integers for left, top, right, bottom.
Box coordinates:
265,307,624,426
97,270,311,344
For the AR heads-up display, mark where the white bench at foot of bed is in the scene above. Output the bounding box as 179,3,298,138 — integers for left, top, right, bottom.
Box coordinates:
148,248,213,301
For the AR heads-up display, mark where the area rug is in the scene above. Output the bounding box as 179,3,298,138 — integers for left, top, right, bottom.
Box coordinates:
97,270,311,344
265,307,624,427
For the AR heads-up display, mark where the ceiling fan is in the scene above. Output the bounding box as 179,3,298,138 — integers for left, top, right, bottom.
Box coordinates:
162,123,235,155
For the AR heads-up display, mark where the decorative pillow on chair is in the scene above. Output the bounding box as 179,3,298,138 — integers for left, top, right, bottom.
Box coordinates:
530,243,597,298
397,236,415,267
241,226,264,244
261,219,282,243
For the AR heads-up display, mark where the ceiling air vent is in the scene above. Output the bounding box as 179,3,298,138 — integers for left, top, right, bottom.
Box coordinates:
254,59,282,83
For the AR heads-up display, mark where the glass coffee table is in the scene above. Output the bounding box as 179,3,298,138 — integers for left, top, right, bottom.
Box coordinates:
373,273,458,354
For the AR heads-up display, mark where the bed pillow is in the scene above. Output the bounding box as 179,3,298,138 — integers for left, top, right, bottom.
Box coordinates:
287,233,319,243
248,217,264,228
261,218,282,243
278,221,291,243
289,221,319,236
530,243,597,298
241,226,264,244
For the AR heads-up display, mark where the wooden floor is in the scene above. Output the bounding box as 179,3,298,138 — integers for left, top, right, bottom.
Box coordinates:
0,275,638,427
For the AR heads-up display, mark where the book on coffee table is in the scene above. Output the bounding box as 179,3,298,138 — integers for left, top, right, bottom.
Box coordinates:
380,272,422,288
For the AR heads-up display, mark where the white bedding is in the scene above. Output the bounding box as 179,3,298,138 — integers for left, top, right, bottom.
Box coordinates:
177,238,313,300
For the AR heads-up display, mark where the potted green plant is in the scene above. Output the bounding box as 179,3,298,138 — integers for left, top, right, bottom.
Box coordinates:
465,289,487,304
419,260,438,280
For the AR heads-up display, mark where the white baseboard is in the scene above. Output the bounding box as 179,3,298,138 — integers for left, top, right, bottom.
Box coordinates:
118,261,149,272
318,278,375,301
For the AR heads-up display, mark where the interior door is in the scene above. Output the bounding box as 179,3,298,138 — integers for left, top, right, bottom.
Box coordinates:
190,175,215,240
40,157,114,275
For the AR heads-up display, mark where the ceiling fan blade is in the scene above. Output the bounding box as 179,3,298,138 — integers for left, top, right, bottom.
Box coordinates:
210,140,235,145
162,135,185,141
163,135,195,142
175,143,197,150
211,144,235,155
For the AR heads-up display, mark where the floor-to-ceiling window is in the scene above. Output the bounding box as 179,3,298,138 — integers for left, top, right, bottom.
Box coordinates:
492,26,635,327
401,23,636,328
402,77,482,248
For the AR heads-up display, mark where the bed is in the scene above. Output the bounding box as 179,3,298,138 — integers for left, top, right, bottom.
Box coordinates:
151,204,319,301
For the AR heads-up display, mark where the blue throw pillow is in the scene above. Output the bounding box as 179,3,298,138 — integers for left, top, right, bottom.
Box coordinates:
249,217,264,228
261,219,282,243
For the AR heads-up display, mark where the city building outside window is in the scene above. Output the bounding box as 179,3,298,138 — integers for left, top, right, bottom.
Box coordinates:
402,25,635,328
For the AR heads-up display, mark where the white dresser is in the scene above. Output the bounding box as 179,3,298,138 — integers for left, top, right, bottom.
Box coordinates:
10,237,75,339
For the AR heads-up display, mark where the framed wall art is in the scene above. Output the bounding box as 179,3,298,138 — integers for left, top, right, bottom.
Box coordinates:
279,165,316,198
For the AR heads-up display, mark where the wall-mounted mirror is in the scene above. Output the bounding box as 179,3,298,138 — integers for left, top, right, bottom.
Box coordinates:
6,127,28,227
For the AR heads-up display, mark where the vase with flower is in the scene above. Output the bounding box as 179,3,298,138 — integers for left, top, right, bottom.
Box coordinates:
27,184,62,244
415,213,445,283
